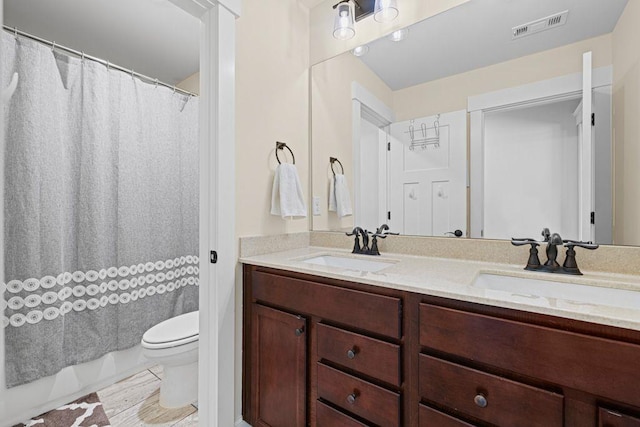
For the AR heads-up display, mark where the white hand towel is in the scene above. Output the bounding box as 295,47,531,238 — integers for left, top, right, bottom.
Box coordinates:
329,174,353,218
271,163,308,219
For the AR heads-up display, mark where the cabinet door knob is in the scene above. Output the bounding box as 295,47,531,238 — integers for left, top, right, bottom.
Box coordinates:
294,327,304,336
347,348,357,359
347,393,357,404
474,393,488,408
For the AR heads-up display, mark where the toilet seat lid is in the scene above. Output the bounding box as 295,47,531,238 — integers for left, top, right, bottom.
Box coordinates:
142,311,199,346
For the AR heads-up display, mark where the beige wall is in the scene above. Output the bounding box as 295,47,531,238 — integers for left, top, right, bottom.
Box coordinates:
234,0,310,421
613,0,640,246
236,0,310,238
311,52,393,231
394,33,613,121
310,0,470,65
176,72,200,94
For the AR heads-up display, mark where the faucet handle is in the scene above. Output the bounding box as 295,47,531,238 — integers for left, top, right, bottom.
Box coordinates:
511,238,540,247
561,240,598,275
373,224,399,237
346,226,362,237
511,238,541,271
375,224,390,234
563,239,599,250
346,227,362,254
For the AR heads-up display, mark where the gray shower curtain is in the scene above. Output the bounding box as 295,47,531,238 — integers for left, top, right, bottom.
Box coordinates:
1,32,199,387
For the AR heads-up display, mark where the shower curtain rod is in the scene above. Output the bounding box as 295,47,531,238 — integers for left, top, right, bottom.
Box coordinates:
2,25,198,97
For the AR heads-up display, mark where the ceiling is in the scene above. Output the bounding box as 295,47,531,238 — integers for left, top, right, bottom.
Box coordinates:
299,0,326,9
3,0,200,85
358,0,629,90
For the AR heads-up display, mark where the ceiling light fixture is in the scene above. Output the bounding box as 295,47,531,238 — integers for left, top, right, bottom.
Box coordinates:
333,0,356,40
374,0,399,23
388,28,408,42
351,45,369,56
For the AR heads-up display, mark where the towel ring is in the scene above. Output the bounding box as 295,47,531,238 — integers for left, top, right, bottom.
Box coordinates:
276,141,295,165
329,157,344,176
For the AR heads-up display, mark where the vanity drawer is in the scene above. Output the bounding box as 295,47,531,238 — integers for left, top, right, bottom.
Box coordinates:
419,404,477,427
420,303,640,407
599,407,640,427
252,270,401,338
317,363,400,427
419,354,564,427
316,400,369,427
317,323,401,386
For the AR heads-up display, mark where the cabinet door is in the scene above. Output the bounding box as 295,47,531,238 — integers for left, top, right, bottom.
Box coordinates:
251,304,307,427
599,407,640,427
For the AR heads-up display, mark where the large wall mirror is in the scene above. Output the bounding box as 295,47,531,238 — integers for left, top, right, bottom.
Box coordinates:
311,0,640,246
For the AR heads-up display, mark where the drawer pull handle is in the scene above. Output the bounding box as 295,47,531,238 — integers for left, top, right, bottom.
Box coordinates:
347,392,358,404
294,327,305,336
474,393,488,408
347,348,357,359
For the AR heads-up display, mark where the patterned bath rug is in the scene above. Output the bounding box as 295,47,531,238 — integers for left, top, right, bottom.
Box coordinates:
13,392,111,427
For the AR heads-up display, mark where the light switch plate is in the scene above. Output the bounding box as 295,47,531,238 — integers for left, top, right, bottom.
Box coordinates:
312,196,321,216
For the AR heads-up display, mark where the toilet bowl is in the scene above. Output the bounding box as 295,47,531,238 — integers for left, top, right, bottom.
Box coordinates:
141,310,199,408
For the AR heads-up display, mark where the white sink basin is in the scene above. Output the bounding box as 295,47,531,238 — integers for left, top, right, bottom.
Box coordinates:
302,255,394,273
472,273,640,310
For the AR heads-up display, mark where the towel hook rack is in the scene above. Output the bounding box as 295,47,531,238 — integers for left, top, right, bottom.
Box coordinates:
329,157,344,176
276,141,296,165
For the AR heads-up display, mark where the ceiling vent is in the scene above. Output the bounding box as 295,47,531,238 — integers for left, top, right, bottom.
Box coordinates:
512,10,569,40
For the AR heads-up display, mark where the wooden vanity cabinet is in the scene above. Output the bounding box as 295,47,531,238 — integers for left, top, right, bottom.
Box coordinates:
243,265,640,427
250,304,307,427
418,297,640,427
243,265,407,427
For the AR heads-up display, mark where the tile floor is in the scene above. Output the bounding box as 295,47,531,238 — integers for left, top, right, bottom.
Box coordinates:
97,366,198,426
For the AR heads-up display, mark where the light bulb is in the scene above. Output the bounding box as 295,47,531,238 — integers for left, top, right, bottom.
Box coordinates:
388,28,408,42
351,45,369,56
374,0,399,23
333,3,356,40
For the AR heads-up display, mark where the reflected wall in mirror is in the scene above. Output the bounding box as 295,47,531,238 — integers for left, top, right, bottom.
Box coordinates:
311,0,640,246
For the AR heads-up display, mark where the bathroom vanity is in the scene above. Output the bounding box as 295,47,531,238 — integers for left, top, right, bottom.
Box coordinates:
241,250,640,427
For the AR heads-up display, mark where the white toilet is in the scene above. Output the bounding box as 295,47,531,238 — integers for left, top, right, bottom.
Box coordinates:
141,310,199,408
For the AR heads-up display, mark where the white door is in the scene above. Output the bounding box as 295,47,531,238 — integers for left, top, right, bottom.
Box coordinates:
387,110,467,236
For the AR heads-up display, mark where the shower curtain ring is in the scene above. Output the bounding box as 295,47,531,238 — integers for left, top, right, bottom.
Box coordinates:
131,69,135,80
155,78,159,88
13,27,18,39
106,61,110,71
51,41,56,52
81,51,85,62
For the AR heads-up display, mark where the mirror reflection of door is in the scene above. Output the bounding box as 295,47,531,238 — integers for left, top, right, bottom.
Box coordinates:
470,53,613,243
387,110,467,237
357,116,388,231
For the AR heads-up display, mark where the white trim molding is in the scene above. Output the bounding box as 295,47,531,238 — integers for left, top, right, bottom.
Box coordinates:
169,0,241,18
468,65,612,113
197,4,238,427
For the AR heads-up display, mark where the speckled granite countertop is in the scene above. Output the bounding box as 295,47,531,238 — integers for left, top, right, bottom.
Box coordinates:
240,246,640,332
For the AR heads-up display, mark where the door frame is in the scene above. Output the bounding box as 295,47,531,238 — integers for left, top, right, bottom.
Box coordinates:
351,82,395,228
0,2,241,425
169,1,241,426
146,1,243,425
468,64,612,239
